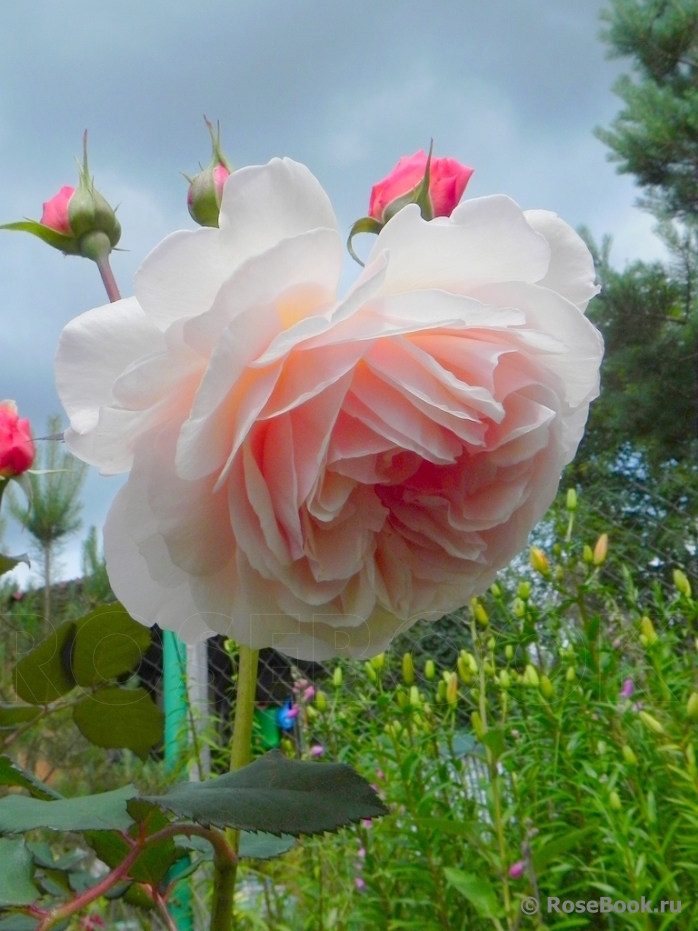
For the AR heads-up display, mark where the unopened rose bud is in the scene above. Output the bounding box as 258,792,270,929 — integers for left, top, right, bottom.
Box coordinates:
446,672,459,706
640,616,658,646
622,745,638,766
0,402,34,479
609,790,622,811
530,546,550,576
424,659,436,680
674,569,692,599
566,488,578,511
583,544,594,564
540,675,554,700
332,667,343,688
315,690,328,713
402,652,415,686
592,533,609,566
639,710,666,736
508,860,525,880
186,117,233,228
687,692,698,720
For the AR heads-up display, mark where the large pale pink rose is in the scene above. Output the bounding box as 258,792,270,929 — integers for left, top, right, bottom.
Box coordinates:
55,158,602,660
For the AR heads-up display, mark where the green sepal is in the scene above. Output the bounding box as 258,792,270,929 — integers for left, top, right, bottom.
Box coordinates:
0,221,81,256
347,216,383,266
72,687,163,760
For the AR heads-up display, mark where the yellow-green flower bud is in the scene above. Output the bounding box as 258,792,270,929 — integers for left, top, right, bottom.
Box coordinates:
687,692,698,720
592,533,609,566
639,710,666,736
505,644,514,661
518,581,532,601
499,670,511,689
597,740,607,755
471,687,480,701
370,652,385,672
524,664,540,688
443,668,454,683
622,745,638,766
583,544,594,564
332,666,343,688
674,569,692,598
484,661,495,677
437,680,447,703
490,582,502,598
446,671,459,706
530,546,550,576
487,637,496,652
402,652,415,686
409,685,421,708
640,616,658,645
396,688,409,709
424,659,436,680
315,690,328,712
471,710,484,739
474,603,489,627
512,597,526,618
306,705,318,720
554,565,565,583
566,488,578,511
609,790,622,811
365,661,378,683
687,743,696,766
540,675,554,700
565,666,577,682
457,656,471,684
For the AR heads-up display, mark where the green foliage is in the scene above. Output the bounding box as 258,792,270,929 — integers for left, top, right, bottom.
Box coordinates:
145,750,387,835
597,0,698,220
0,839,38,907
0,785,137,833
72,688,164,761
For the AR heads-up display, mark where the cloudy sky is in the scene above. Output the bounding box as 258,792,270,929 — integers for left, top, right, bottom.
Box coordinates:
0,0,663,585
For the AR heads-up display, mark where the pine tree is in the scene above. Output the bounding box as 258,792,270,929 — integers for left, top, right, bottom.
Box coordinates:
8,415,87,627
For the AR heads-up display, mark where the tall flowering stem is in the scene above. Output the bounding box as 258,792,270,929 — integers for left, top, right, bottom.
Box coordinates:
95,252,121,303
225,644,260,918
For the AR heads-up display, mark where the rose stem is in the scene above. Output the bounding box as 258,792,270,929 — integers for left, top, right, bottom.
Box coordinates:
222,644,260,925
95,252,121,303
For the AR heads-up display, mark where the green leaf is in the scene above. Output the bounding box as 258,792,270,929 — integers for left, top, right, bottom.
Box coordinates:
72,687,163,760
70,604,152,687
0,554,30,578
26,842,86,872
0,916,39,931
145,749,387,836
531,828,592,873
0,756,63,800
0,838,39,906
239,832,296,860
481,726,505,761
444,868,502,919
0,705,41,731
413,817,481,838
0,221,80,255
13,622,77,704
0,785,137,833
85,801,176,885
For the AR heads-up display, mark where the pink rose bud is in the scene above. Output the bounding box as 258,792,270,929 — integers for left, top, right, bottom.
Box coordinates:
41,186,76,235
509,861,525,880
0,401,35,479
369,149,474,224
187,117,233,228
1,133,120,261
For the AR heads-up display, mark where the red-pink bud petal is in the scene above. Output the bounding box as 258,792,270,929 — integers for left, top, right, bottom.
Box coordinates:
40,186,75,235
0,401,35,478
368,151,473,222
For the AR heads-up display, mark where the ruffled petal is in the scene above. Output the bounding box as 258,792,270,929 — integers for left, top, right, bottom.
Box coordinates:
524,209,600,311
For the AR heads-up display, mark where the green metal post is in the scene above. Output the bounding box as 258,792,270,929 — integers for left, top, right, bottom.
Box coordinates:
163,630,194,931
